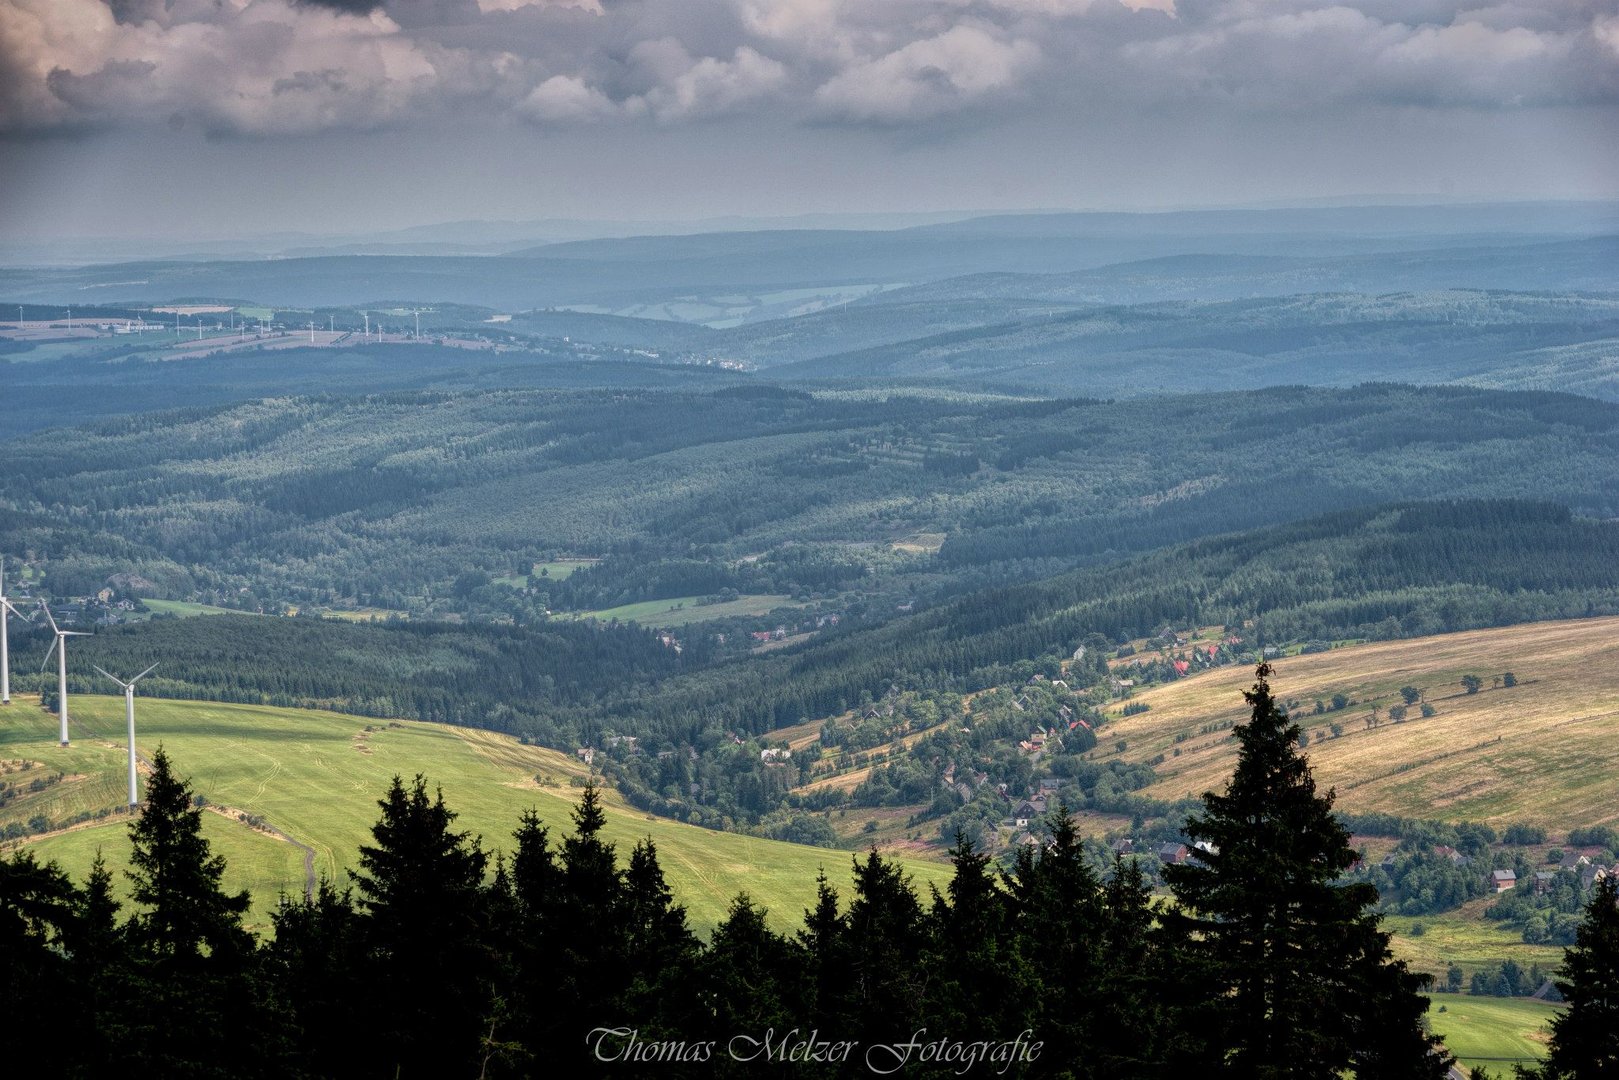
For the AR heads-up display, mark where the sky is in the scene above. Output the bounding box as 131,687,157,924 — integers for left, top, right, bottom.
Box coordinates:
1,0,1617,240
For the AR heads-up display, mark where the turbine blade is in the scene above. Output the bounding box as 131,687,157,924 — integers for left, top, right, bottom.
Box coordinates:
133,663,159,682
93,665,125,687
40,636,57,672
39,603,59,634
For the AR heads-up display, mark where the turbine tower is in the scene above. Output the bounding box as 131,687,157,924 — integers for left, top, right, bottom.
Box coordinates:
94,664,157,806
0,562,22,705
39,603,90,746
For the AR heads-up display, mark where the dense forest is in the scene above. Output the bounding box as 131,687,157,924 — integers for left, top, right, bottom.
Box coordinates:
2,383,1615,626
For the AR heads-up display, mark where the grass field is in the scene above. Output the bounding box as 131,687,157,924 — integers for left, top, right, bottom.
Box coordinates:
316,607,410,623
1425,996,1559,1076
1,694,950,934
1105,616,1619,832
142,598,244,617
1384,903,1564,983
494,559,599,588
576,593,804,627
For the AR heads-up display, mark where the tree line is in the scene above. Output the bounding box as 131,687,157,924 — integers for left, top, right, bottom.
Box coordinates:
16,667,1618,1077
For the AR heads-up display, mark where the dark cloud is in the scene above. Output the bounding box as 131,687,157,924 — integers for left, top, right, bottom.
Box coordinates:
295,0,383,13
2,0,1616,138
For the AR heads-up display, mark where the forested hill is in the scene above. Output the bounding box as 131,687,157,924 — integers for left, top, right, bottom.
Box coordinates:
4,383,1617,619
593,500,1619,736
26,500,1619,747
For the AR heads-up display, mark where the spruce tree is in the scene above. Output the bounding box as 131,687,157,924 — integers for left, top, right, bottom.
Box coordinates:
700,894,802,1075
924,832,1036,1062
126,747,252,962
1527,875,1619,1078
122,747,267,1079
798,869,848,1032
550,782,633,1064
0,850,79,1053
351,774,492,1079
1164,665,1449,1079
264,879,368,1078
843,847,926,1047
1006,807,1106,1076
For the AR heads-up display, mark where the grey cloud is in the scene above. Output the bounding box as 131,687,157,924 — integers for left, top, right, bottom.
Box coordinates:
2,0,1616,139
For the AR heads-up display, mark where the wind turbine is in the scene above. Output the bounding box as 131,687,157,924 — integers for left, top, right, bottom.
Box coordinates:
0,563,23,705
93,664,157,807
39,603,90,746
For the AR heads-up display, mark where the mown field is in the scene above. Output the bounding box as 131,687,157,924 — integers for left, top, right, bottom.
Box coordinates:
577,593,804,627
1,694,951,933
1106,616,1619,832
1425,995,1560,1076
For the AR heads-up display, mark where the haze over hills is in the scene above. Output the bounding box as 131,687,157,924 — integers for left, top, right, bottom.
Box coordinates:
3,202,1614,317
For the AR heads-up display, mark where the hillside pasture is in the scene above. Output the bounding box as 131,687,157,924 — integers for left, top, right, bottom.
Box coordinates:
577,593,803,627
1106,617,1619,832
1424,996,1559,1077
1,695,951,933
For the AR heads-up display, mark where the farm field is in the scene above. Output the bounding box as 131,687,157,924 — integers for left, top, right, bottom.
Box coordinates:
1105,616,1619,832
493,558,599,588
1,694,951,933
142,598,244,617
1425,996,1559,1076
576,592,804,626
1383,905,1564,983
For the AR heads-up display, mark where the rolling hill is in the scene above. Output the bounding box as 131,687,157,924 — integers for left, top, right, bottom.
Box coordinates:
1104,615,1619,831
0,694,952,933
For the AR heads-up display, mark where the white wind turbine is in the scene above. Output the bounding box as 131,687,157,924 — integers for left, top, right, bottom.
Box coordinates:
39,602,90,746
94,663,157,806
0,563,23,705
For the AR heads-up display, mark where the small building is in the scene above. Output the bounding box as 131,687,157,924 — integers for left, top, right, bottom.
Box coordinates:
1111,838,1135,856
1158,842,1189,865
1491,869,1517,893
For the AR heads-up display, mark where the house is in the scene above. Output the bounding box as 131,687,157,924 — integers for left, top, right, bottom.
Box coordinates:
954,782,973,801
760,748,791,763
1158,842,1189,865
1534,871,1558,896
1557,852,1590,872
1038,778,1062,793
1491,869,1517,893
576,747,594,765
1111,838,1135,856
1434,845,1467,865
1029,795,1048,816
1013,800,1039,819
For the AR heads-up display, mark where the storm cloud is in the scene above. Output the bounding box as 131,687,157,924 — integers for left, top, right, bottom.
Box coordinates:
2,0,1615,138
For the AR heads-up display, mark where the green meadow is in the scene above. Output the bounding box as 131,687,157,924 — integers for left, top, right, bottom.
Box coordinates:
141,598,244,617
576,593,804,627
2,694,951,934
1425,995,1559,1075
